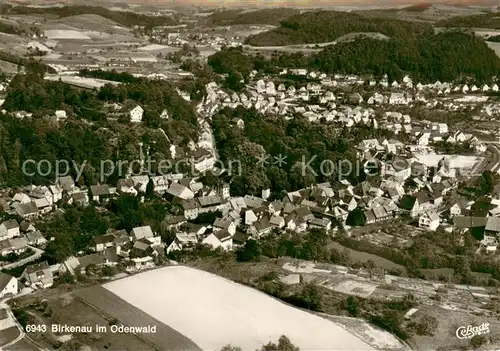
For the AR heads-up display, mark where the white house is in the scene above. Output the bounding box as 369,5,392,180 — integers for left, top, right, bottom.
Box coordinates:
419,211,439,231
202,230,233,251
0,273,18,298
0,220,20,239
55,110,67,121
130,106,144,123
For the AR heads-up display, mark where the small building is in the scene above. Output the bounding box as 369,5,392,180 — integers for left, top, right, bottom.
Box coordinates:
0,273,18,298
21,261,54,289
419,211,439,231
130,105,144,123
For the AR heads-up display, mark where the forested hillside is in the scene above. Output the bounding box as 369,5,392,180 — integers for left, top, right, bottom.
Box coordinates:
245,11,433,46
437,12,500,29
209,30,500,84
0,73,200,186
1,5,177,27
205,8,299,26
311,31,500,83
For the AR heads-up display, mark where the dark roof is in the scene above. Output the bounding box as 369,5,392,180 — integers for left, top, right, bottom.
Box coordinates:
78,254,105,268
92,234,115,245
90,184,111,197
214,229,231,242
399,195,417,210
2,219,19,230
24,261,49,274
16,202,38,216
0,273,14,292
233,232,250,244
165,215,186,225
453,216,488,229
198,195,222,207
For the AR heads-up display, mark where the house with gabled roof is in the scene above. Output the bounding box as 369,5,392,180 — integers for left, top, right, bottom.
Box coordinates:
0,273,18,298
0,220,19,240
21,261,53,289
25,230,46,246
419,211,440,231
166,181,195,200
16,201,38,219
202,230,233,251
213,218,236,236
399,195,420,218
90,184,113,203
56,175,75,192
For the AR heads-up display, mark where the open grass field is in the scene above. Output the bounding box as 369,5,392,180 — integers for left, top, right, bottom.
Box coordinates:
409,306,500,350
5,338,40,351
0,327,19,347
75,286,201,351
104,266,376,351
329,241,405,271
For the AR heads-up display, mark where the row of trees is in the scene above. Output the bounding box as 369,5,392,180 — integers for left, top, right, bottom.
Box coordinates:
78,69,138,83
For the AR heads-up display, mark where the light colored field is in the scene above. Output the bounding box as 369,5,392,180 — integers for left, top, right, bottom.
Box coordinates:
487,41,500,58
138,44,180,53
415,154,483,169
329,241,405,271
44,75,121,89
75,286,201,351
322,314,409,350
104,266,376,351
324,279,378,298
44,30,91,40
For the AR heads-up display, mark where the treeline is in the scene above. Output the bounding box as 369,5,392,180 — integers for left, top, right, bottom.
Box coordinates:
0,22,18,35
487,35,500,43
437,12,500,29
0,51,55,74
78,69,138,83
205,8,299,26
212,107,394,197
245,10,433,46
311,31,500,83
3,5,178,27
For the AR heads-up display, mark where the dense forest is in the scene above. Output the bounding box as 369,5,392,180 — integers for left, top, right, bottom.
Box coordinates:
0,5,178,27
204,8,300,26
209,29,500,83
212,107,394,198
0,73,201,186
311,31,500,83
4,74,197,133
437,12,500,29
245,11,433,46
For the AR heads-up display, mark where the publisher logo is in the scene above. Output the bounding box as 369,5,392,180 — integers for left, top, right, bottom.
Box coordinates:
456,323,491,340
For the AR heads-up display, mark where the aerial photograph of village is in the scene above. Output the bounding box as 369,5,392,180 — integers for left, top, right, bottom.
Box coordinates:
0,0,500,350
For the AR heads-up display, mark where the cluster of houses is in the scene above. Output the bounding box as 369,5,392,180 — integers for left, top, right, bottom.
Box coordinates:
0,219,45,259
198,72,500,134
